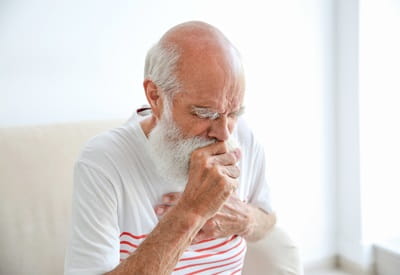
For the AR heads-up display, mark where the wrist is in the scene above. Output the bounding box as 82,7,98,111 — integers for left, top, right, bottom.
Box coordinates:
240,204,256,239
170,201,208,234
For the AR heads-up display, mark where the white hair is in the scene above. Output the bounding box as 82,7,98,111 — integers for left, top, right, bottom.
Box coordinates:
144,42,181,99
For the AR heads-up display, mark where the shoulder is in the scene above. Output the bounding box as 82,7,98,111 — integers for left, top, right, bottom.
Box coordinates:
77,121,145,170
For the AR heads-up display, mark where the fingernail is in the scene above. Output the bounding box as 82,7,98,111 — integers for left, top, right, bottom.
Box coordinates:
234,148,241,160
156,207,164,215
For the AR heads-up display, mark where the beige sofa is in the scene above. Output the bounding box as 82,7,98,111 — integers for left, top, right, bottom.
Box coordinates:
0,121,302,275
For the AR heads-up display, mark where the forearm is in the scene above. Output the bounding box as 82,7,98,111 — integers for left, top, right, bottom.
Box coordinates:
106,204,205,275
243,205,276,242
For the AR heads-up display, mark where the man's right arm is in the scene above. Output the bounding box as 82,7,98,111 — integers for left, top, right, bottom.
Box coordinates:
65,161,121,275
105,202,204,274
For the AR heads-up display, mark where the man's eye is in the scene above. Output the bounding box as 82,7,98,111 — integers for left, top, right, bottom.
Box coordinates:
191,111,205,118
191,110,219,120
196,113,217,120
195,113,208,119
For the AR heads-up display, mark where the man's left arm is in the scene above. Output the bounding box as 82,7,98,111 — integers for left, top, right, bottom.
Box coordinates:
240,201,276,242
155,193,276,242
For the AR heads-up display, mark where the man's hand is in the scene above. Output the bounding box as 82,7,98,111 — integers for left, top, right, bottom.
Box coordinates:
174,141,242,220
155,193,254,242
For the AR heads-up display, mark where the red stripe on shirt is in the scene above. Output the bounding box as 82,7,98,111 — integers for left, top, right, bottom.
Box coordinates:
194,235,237,252
120,240,138,248
192,237,217,245
212,262,243,275
119,249,131,254
119,232,147,239
230,267,242,274
174,245,246,271
180,237,244,261
185,257,244,275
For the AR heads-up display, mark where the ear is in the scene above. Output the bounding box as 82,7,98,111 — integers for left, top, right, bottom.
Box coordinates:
143,79,163,119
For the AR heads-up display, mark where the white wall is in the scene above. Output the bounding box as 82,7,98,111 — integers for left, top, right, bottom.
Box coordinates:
0,0,336,266
335,0,367,267
243,0,337,264
335,0,400,270
360,0,400,244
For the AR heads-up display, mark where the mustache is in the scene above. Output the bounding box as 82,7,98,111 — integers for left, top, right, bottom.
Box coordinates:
187,137,239,152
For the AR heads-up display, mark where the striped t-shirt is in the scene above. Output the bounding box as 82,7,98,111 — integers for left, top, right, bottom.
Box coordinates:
65,111,271,275
120,232,246,274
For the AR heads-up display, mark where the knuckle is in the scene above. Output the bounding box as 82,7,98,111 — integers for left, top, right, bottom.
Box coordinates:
216,177,233,197
198,155,211,168
191,150,204,162
216,176,228,187
228,152,237,163
163,193,178,204
234,166,241,177
210,165,221,176
204,158,213,169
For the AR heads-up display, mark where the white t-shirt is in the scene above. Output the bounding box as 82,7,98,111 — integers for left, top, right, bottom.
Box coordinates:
64,111,271,275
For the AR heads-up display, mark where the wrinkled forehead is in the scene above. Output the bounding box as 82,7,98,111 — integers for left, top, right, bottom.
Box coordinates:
174,67,245,115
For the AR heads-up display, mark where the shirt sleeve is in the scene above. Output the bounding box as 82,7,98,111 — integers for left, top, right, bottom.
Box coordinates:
235,118,273,214
248,142,273,214
64,161,120,275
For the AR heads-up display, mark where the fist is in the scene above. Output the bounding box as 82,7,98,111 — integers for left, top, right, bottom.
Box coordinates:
178,141,241,219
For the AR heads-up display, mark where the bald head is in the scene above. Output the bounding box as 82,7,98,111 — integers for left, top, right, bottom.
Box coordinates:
144,21,244,100
159,21,231,53
143,21,246,142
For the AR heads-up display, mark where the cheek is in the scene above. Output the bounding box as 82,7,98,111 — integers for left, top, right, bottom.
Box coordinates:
174,114,211,138
186,120,211,137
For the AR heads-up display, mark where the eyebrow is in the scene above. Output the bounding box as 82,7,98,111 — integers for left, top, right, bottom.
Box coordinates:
191,105,245,119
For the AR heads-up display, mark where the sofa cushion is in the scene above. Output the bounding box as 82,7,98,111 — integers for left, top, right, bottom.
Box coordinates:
0,120,121,275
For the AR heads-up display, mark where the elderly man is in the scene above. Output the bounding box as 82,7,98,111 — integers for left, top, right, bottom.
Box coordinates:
65,21,296,274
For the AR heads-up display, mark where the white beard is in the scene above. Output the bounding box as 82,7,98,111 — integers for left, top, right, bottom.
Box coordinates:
148,104,239,190
148,112,215,189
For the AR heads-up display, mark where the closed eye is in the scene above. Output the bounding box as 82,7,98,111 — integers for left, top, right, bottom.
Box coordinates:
191,106,220,120
191,105,245,120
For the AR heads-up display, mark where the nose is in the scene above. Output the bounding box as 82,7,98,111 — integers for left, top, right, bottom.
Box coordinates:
208,116,230,141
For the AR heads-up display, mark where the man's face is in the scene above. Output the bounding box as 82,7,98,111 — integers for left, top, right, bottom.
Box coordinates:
167,55,245,142
147,71,244,188
147,42,245,187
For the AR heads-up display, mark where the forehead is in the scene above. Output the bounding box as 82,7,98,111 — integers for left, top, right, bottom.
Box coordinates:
175,86,244,113
176,60,245,111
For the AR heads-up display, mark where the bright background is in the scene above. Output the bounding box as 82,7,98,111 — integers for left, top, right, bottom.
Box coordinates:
1,0,399,269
